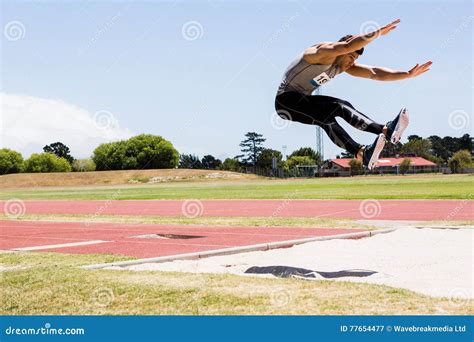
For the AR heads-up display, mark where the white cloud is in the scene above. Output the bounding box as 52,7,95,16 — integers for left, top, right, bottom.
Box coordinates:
0,93,133,158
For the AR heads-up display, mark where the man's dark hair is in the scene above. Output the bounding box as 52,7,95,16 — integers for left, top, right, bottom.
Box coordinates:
339,34,364,55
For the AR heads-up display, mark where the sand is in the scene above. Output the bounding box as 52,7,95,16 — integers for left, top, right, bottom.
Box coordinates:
122,228,473,299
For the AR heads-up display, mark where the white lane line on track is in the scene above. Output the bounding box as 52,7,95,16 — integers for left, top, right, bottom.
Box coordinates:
11,240,110,251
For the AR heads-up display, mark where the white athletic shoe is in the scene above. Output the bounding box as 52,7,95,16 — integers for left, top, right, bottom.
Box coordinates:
390,108,409,144
363,133,386,170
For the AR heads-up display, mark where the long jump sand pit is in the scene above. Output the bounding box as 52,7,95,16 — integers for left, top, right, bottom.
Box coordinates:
122,227,473,299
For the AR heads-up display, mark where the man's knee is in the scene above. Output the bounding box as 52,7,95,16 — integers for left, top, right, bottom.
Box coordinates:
339,99,354,108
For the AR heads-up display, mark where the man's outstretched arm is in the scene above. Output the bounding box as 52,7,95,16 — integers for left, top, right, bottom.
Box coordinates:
346,61,432,81
305,19,401,63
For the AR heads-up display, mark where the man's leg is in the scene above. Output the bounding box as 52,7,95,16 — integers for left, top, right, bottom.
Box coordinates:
320,121,363,156
275,92,386,168
317,95,385,135
275,92,366,155
276,93,385,133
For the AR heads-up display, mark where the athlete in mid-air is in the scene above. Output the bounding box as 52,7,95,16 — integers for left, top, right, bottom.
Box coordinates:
275,19,432,169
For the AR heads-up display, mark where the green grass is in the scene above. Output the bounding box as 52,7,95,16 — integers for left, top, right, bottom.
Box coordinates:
0,174,472,200
5,214,472,229
1,252,472,315
0,213,376,229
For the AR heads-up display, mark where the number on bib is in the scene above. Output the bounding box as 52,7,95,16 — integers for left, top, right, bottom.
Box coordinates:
311,72,331,86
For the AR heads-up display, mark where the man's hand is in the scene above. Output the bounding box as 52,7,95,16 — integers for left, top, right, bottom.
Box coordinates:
305,18,402,64
408,61,433,78
347,61,432,81
377,19,401,37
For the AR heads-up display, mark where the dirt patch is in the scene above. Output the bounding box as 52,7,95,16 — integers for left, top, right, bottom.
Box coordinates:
0,169,260,188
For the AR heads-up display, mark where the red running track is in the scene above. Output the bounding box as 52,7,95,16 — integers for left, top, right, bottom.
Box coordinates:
0,220,363,258
1,200,473,221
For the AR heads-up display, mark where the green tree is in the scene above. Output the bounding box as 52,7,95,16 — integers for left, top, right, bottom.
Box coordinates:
72,158,96,172
238,132,266,166
256,148,283,169
448,150,473,173
286,156,315,169
24,153,72,173
43,142,75,165
407,135,422,142
220,158,240,171
348,159,363,176
428,135,450,162
289,147,322,166
92,135,179,170
201,155,222,169
179,154,202,169
92,141,127,170
125,134,179,169
458,134,472,152
401,138,433,159
399,158,411,175
340,151,355,158
0,148,24,175
380,142,403,158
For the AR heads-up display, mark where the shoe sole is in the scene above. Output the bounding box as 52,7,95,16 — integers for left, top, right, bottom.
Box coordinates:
391,108,409,144
368,134,386,170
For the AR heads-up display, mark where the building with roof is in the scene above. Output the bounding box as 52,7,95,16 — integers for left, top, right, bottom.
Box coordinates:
322,157,438,176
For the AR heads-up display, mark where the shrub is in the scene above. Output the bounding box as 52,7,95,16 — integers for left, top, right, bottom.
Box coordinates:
24,153,72,173
220,158,240,172
448,150,473,173
289,147,322,166
92,134,179,170
399,158,411,175
0,148,24,174
286,156,315,169
72,159,96,172
348,159,363,176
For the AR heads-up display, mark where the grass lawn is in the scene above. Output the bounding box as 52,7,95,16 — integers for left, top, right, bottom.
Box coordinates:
0,174,472,200
1,252,472,315
0,214,376,229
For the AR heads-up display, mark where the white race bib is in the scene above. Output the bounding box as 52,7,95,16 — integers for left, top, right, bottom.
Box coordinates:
311,72,331,86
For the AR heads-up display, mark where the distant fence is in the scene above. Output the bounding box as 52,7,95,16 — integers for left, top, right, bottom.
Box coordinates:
442,167,474,174
244,166,319,178
240,165,474,178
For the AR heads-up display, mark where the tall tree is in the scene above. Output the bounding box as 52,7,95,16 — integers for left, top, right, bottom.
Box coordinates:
428,135,449,161
407,135,422,142
256,148,283,169
178,154,202,169
457,134,472,153
238,132,266,166
401,138,433,159
43,142,74,164
201,155,222,169
380,142,403,158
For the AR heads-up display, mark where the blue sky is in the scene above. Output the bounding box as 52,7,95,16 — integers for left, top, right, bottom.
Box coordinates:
1,0,472,160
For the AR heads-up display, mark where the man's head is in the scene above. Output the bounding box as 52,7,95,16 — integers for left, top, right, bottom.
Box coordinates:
335,34,364,71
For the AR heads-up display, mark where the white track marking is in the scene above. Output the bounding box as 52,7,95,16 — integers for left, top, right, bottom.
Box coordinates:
11,240,110,251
